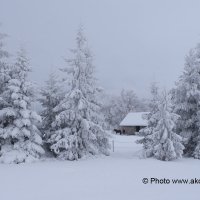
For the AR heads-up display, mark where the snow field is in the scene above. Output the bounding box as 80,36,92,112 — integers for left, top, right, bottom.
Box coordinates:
0,134,199,200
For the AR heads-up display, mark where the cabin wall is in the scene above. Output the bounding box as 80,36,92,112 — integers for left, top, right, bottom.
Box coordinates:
120,126,136,135
120,126,146,135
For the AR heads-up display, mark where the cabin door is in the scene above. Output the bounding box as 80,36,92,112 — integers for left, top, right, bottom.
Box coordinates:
136,126,140,132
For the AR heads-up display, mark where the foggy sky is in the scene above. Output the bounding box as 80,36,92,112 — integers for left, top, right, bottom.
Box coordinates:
1,0,200,97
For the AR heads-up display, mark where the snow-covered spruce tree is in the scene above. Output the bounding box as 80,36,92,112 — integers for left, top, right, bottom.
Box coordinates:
150,91,184,161
39,72,64,152
0,30,10,106
172,44,200,158
136,83,160,158
48,27,110,160
0,48,44,163
0,30,11,152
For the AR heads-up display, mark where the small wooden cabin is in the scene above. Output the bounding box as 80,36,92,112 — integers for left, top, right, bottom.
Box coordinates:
119,112,149,135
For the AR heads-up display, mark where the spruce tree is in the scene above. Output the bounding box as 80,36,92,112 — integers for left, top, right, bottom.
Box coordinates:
172,44,200,158
0,30,10,107
0,48,44,163
0,30,11,152
137,83,160,158
49,27,110,160
39,72,63,153
150,92,184,161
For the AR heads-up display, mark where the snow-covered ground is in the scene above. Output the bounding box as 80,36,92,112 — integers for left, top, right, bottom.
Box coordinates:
0,134,199,200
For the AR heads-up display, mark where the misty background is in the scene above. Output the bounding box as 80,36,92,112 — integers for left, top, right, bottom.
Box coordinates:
1,0,200,97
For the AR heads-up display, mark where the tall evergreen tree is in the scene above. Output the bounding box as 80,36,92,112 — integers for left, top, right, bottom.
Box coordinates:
136,83,160,157
172,44,200,158
150,92,184,161
0,30,10,107
0,48,44,163
48,27,110,160
0,29,11,153
39,72,64,152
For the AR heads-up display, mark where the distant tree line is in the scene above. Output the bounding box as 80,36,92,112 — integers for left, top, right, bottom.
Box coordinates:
101,89,149,129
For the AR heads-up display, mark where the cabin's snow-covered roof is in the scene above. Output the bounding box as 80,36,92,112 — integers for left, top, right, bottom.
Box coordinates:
120,112,149,127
